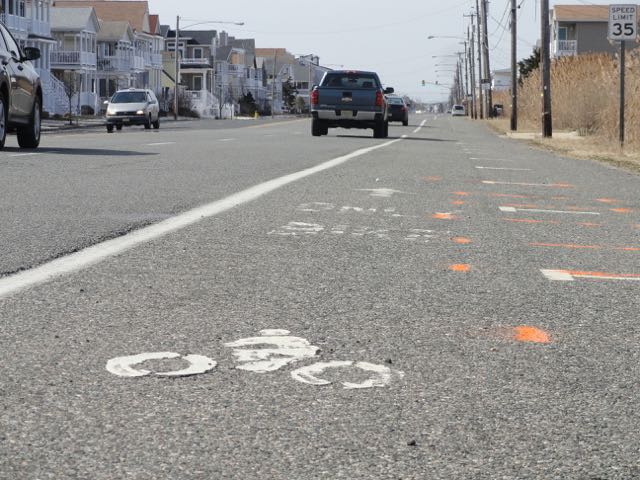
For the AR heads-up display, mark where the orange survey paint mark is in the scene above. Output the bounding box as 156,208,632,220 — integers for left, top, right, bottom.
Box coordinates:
596,198,619,204
449,264,471,272
452,191,471,196
618,247,640,252
513,326,551,344
611,208,633,214
451,200,466,206
552,183,574,188
578,222,601,227
433,213,455,220
423,176,442,182
452,237,472,245
567,270,640,279
503,218,560,225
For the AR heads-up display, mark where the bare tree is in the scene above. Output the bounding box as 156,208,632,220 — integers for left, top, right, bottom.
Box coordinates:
61,71,80,125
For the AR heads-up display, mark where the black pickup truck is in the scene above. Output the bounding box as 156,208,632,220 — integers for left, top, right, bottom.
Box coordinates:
310,70,394,138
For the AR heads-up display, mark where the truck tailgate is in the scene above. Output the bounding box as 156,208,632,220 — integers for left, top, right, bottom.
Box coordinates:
318,88,377,109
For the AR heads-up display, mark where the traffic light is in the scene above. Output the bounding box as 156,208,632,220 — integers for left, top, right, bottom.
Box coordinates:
421,80,426,86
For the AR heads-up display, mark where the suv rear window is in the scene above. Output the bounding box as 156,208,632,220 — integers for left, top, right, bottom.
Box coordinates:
453,105,464,111
321,73,379,89
388,97,404,105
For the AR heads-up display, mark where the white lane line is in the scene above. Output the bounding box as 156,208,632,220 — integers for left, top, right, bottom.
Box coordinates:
0,136,406,299
218,138,235,142
470,157,512,162
541,269,640,282
476,166,531,171
483,181,572,188
146,142,176,146
9,152,41,157
412,119,427,134
499,206,600,215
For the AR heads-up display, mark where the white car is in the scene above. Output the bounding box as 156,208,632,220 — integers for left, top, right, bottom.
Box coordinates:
105,88,160,132
451,104,466,117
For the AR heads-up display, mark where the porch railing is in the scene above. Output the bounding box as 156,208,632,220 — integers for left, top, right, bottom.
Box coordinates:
0,13,30,35
98,55,132,72
50,51,97,68
555,40,577,56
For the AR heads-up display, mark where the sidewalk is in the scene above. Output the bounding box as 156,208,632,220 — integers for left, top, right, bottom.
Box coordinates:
41,116,195,133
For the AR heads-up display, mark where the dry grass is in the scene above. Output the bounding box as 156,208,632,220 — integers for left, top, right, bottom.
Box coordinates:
485,52,640,172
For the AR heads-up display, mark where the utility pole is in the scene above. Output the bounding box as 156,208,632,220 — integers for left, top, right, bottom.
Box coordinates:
475,0,484,119
468,24,477,119
173,15,180,121
541,0,552,137
271,50,277,119
481,0,492,117
510,0,518,130
463,43,469,105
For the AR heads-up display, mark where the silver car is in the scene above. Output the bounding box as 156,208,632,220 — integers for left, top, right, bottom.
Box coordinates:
105,88,160,132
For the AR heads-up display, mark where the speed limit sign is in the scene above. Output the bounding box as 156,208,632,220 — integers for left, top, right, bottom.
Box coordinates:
609,5,638,41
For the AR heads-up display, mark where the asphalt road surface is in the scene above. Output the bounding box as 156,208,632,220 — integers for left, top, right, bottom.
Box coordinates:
1,115,639,479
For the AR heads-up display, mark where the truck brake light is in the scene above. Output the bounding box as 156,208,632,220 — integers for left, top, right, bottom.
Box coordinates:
375,90,384,107
311,88,319,106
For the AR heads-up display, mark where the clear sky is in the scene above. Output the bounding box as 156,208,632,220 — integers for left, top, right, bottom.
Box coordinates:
148,0,607,102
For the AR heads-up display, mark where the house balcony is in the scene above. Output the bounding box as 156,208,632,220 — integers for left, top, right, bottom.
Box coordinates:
182,57,212,67
554,40,577,57
51,51,97,69
132,55,145,71
151,53,162,67
98,55,132,72
228,64,246,75
0,13,30,36
30,19,51,37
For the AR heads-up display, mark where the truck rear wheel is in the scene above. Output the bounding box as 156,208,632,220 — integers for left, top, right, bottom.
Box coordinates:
373,120,385,138
311,118,322,137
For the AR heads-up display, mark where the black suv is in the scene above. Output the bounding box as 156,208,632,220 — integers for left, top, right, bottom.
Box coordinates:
0,21,42,149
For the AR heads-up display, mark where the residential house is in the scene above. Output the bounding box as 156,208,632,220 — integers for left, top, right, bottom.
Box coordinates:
491,67,512,92
164,27,218,117
292,54,329,111
550,5,638,58
96,20,135,98
54,0,163,94
50,6,99,113
216,33,266,113
255,47,295,113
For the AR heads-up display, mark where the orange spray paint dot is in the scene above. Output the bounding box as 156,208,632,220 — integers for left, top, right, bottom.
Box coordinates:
449,264,471,272
452,237,472,245
596,198,619,204
452,191,470,196
578,222,601,227
513,326,551,344
451,200,466,206
611,208,633,214
433,213,455,220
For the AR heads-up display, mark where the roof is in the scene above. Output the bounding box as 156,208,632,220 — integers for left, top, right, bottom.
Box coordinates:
165,29,217,46
97,19,133,42
552,5,612,22
148,14,160,34
51,7,98,31
53,0,150,32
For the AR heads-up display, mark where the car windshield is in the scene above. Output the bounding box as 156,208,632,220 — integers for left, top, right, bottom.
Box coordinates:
322,73,378,89
454,105,464,110
111,92,147,103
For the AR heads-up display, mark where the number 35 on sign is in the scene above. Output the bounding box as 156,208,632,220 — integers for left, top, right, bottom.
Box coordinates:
609,5,638,41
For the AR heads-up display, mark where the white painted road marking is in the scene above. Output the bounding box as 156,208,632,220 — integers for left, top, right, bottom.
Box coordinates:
412,119,427,133
476,166,531,171
357,188,411,198
106,352,217,378
499,206,600,215
218,138,235,142
146,142,176,146
224,330,320,373
9,152,41,157
290,361,404,389
0,136,405,299
541,269,640,282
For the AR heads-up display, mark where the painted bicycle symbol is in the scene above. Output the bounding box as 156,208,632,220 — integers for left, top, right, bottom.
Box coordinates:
106,329,405,390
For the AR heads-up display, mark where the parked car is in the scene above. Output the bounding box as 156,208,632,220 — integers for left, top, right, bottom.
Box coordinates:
310,70,393,138
0,21,42,149
451,104,466,117
104,88,160,132
386,95,409,126
493,103,504,116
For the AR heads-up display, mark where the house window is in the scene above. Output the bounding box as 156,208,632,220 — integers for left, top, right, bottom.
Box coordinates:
193,75,203,91
193,48,203,59
558,27,567,41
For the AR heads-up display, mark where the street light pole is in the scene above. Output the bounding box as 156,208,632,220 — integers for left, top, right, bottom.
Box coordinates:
174,15,180,120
